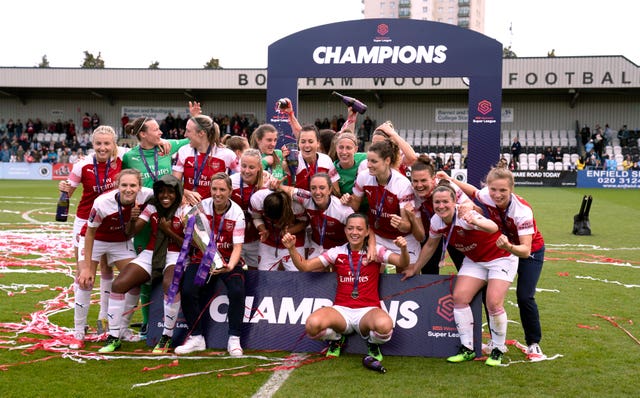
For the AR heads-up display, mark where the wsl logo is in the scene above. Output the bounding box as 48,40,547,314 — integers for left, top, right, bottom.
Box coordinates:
312,45,448,65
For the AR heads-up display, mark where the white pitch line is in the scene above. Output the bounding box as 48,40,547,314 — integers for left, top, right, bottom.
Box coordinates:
251,353,308,398
22,208,47,224
546,243,640,251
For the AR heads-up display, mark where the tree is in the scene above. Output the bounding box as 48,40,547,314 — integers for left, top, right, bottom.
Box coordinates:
502,46,517,59
203,58,222,69
81,51,105,68
37,55,50,68
149,61,160,69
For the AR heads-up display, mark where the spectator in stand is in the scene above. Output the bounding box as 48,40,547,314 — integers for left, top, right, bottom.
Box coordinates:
164,113,175,130
604,155,617,171
66,119,77,143
537,153,548,170
510,137,522,160
584,139,594,155
603,123,614,146
363,116,373,140
0,143,10,162
34,118,43,134
91,113,100,132
6,119,16,140
15,119,23,138
82,113,91,134
121,113,129,134
444,155,456,171
618,125,630,147
544,147,555,163
69,149,79,164
622,155,633,170
46,148,58,164
630,161,640,171
580,125,591,146
59,148,70,164
508,157,517,171
592,128,604,158
576,156,586,170
16,145,25,162
25,119,36,141
336,114,345,132
554,146,563,162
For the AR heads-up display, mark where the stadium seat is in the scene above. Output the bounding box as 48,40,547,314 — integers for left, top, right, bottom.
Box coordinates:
398,129,407,138
551,137,560,147
528,162,537,170
554,162,563,170
519,162,528,170
570,153,580,163
547,162,554,170
558,130,567,139
544,130,552,139
519,154,528,165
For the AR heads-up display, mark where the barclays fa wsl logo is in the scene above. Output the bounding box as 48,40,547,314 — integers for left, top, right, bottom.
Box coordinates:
377,23,389,36
477,100,492,115
436,294,454,322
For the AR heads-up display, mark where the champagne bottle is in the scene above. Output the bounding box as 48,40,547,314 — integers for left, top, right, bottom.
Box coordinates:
55,191,70,222
331,91,368,114
362,355,387,373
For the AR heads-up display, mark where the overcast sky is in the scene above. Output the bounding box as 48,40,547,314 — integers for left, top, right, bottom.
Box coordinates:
0,0,638,69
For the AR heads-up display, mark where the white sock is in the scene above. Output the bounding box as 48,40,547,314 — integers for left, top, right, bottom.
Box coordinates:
368,329,392,345
98,276,112,320
453,306,474,350
309,327,341,341
74,284,92,334
120,289,140,331
163,298,181,337
107,292,125,338
488,309,508,350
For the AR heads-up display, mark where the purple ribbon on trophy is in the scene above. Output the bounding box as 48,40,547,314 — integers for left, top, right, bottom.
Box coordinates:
166,216,196,304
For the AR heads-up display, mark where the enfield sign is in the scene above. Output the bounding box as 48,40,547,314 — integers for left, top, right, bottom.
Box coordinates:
265,19,503,187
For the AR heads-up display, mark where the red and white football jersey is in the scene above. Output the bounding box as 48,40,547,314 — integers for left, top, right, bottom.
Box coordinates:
320,244,391,309
292,188,353,249
474,188,545,252
173,145,235,199
353,169,414,240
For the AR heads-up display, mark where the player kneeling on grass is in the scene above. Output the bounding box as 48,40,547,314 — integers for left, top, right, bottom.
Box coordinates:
281,213,409,363
99,174,185,353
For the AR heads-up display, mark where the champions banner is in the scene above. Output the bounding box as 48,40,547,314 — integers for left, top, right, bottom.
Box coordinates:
266,19,502,188
148,270,482,358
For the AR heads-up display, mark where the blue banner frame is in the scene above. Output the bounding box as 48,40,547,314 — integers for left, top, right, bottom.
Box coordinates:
265,19,503,187
148,270,482,358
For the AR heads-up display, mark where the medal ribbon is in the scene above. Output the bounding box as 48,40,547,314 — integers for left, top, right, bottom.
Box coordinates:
139,146,159,182
439,208,457,266
374,172,393,229
166,216,195,303
93,156,110,194
302,154,318,190
347,245,364,298
192,145,212,190
194,201,229,286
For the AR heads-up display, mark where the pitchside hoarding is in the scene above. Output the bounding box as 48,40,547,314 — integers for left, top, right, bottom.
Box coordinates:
577,169,640,189
148,271,483,358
